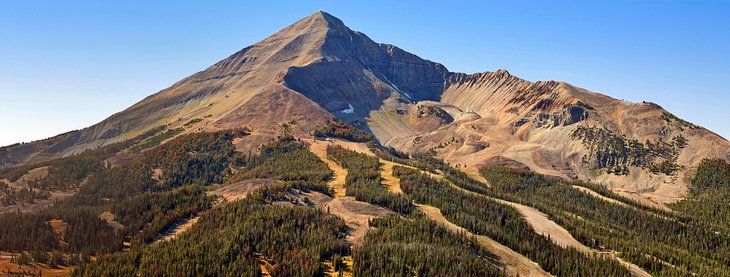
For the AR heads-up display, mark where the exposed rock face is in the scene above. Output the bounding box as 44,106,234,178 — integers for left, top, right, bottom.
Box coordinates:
282,14,450,120
407,104,455,133
534,105,589,128
2,11,729,204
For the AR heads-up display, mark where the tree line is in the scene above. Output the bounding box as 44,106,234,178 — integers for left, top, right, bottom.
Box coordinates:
393,165,631,276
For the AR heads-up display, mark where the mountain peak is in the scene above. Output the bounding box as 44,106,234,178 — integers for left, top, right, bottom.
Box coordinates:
200,11,354,81
289,10,349,35
310,10,338,22
313,10,348,27
3,11,728,210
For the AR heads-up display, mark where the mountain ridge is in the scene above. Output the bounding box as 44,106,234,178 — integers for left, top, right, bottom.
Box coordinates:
2,11,728,205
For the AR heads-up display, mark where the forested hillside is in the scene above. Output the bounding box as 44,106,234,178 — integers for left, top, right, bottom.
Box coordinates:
0,129,247,274
1,124,729,276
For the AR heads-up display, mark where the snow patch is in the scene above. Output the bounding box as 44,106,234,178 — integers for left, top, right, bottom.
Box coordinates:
340,104,355,114
382,75,401,93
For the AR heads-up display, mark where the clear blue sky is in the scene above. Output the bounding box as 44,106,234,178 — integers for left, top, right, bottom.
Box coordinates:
1,1,728,146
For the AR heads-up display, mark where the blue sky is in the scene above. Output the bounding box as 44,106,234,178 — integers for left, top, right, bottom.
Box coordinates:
1,1,728,146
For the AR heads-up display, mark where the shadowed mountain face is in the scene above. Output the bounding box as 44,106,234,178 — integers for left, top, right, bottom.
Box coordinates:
2,11,729,203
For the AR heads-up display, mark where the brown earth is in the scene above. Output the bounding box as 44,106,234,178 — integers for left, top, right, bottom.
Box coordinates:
306,139,348,198
379,160,403,194
321,197,395,245
0,259,73,277
322,255,353,277
156,217,201,243
208,178,280,203
99,211,124,230
48,219,68,237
